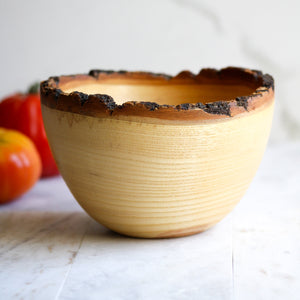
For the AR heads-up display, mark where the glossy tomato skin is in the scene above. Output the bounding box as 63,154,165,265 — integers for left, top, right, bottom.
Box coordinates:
0,128,41,204
0,93,59,177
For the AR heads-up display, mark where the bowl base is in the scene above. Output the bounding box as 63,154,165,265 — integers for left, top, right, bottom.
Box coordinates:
103,222,215,239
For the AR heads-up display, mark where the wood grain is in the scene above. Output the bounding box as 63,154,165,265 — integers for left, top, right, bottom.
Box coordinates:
42,102,274,238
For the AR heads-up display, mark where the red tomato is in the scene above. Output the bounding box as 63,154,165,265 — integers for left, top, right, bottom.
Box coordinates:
0,128,41,204
0,91,59,177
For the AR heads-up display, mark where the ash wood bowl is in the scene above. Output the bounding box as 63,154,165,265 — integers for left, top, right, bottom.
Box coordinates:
40,67,274,238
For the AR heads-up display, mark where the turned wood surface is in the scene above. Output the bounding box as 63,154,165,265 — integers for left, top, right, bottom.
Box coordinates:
42,103,273,238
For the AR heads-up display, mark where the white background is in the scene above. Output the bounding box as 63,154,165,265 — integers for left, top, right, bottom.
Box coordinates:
1,0,300,142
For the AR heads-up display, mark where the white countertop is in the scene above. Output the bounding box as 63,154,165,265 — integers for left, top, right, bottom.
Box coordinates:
0,142,299,300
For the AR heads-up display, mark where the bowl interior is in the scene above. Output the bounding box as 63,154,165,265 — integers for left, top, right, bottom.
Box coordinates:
60,78,258,106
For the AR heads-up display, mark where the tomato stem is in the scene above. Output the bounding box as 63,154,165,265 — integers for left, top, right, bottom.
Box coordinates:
28,82,40,94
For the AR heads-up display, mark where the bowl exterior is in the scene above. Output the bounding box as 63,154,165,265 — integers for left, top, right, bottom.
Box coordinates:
42,102,274,238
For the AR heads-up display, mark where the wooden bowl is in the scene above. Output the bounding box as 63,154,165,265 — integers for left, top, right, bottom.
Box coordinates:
40,67,274,238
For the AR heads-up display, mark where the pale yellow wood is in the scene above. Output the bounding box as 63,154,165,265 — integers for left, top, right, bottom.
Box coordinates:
42,103,274,238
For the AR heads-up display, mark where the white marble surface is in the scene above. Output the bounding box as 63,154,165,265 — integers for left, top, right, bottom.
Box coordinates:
0,142,299,300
